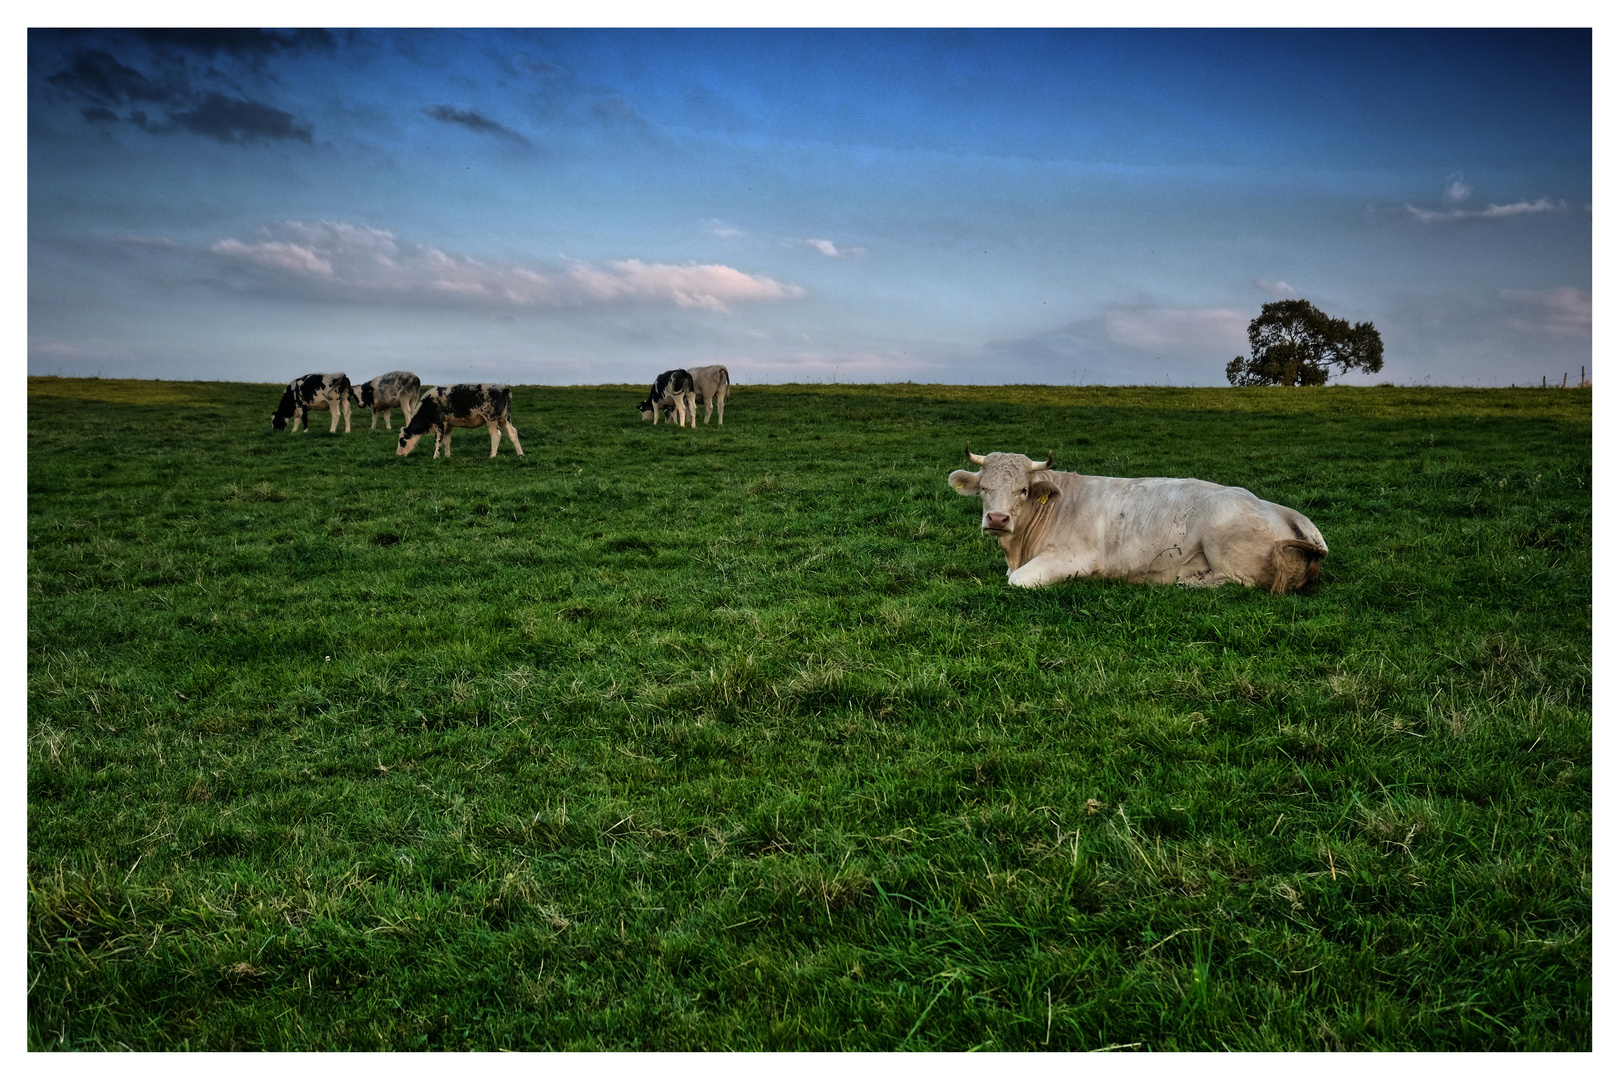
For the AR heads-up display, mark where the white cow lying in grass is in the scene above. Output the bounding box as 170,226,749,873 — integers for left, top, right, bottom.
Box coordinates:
948,445,1327,593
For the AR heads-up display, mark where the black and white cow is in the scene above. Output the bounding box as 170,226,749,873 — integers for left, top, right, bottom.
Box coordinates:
271,373,352,433
396,384,524,458
638,369,696,427
351,371,421,430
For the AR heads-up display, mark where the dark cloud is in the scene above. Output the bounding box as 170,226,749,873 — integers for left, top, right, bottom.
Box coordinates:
131,28,334,63
422,104,530,145
171,92,312,143
48,48,178,107
512,53,569,79
591,96,645,126
40,32,322,144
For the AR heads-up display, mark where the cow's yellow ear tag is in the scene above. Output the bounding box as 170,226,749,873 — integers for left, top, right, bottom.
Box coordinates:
1038,493,1049,506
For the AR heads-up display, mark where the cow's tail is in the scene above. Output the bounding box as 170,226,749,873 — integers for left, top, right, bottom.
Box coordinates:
1268,538,1326,595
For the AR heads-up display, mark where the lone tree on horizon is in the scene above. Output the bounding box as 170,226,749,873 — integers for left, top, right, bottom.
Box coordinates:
1225,299,1384,386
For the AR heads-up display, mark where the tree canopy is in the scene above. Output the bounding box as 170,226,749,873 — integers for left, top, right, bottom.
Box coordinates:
1225,299,1384,386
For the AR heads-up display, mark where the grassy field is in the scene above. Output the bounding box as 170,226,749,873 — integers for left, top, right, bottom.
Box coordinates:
27,376,1590,1051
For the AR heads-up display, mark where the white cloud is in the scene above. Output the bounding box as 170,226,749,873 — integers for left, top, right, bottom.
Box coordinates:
702,219,744,238
1499,287,1592,340
1104,307,1249,356
1478,198,1565,219
281,220,398,255
1255,278,1297,298
210,238,335,277
1402,197,1566,223
802,238,866,259
566,260,802,312
1443,172,1472,206
195,221,804,313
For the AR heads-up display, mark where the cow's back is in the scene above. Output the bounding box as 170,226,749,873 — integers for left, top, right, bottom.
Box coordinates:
1025,472,1323,585
688,364,729,400
298,373,348,402
427,383,512,429
378,371,420,401
1032,474,1218,575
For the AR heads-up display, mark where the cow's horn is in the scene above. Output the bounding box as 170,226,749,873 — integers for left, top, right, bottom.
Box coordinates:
965,442,987,465
1030,452,1053,472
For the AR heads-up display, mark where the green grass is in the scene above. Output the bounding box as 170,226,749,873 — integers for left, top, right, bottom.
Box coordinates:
27,376,1591,1050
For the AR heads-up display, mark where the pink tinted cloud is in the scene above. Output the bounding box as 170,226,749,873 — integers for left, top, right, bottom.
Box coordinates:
200,221,803,312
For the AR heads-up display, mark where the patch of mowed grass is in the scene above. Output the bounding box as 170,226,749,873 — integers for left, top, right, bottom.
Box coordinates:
28,376,1589,1050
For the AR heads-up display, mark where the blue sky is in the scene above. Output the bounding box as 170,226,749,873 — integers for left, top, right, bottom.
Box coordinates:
27,27,1592,387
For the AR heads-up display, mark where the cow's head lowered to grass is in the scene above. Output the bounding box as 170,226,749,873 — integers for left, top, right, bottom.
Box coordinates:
270,389,297,431
948,445,1056,537
395,396,440,457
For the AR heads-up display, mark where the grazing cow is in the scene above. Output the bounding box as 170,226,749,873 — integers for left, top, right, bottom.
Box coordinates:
948,445,1326,594
351,371,421,430
271,373,352,433
686,364,731,425
396,384,524,459
638,369,696,427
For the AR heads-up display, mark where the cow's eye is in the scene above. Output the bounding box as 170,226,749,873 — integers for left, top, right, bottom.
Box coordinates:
1020,487,1028,496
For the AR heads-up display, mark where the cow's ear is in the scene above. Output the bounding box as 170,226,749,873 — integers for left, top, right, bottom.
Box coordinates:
948,469,982,494
1030,479,1061,501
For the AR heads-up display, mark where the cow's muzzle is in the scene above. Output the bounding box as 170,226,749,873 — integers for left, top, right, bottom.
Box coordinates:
983,512,1011,533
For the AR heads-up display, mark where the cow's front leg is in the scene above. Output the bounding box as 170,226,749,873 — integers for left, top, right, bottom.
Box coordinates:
1007,552,1096,588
